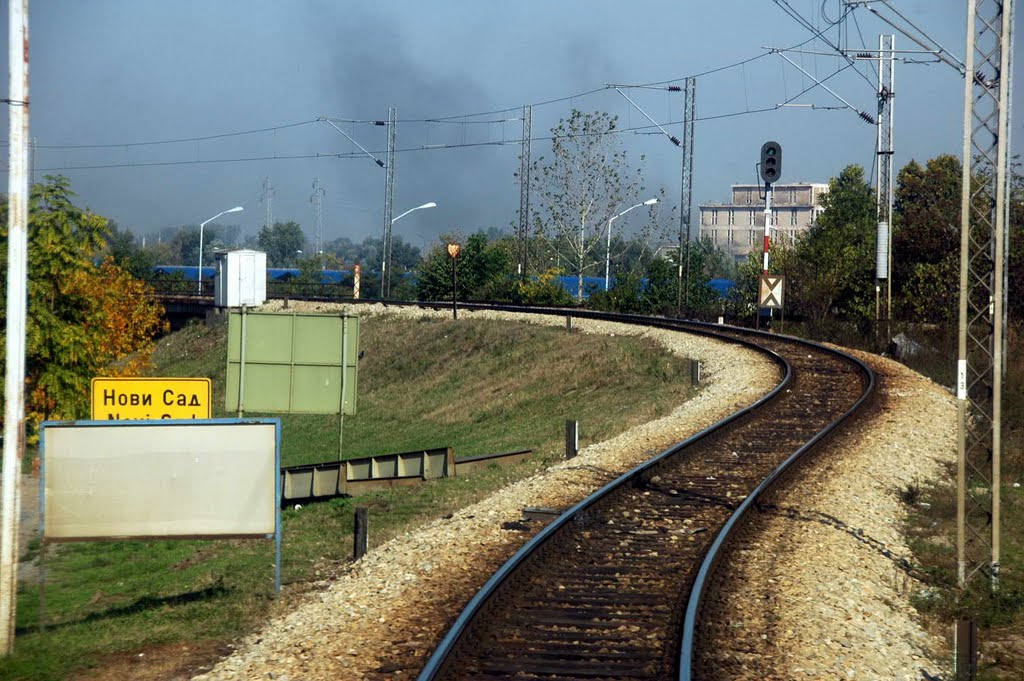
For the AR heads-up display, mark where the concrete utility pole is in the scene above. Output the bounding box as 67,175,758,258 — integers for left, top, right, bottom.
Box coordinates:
1,0,29,656
677,77,696,318
874,34,895,322
518,104,532,280
381,107,397,297
956,0,1015,590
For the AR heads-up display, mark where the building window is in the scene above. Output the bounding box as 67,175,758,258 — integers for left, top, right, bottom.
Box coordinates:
746,190,753,204
727,228,734,245
789,188,797,203
728,210,735,225
790,209,798,225
712,210,718,225
749,210,756,225
748,229,756,245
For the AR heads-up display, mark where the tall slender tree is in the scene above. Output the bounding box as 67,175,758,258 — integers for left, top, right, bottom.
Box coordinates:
529,110,649,301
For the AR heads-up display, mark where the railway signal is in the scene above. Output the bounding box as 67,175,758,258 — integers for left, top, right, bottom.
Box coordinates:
759,141,782,184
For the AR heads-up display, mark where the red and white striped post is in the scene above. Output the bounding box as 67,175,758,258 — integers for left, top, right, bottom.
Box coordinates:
762,182,773,275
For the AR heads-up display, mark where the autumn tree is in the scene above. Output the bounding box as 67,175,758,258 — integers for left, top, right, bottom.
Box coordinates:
0,176,167,427
528,109,654,301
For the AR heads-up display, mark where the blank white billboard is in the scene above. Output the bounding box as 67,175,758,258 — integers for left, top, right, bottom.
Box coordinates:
41,419,279,541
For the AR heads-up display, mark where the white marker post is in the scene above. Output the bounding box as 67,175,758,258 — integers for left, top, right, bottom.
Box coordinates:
1,0,30,655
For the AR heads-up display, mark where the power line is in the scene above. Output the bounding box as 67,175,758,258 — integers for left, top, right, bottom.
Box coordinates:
9,29,862,154
6,12,871,160
17,80,858,175
13,119,319,150
769,0,877,90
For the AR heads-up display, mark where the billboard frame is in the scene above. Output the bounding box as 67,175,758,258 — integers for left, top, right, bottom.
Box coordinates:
38,418,282,600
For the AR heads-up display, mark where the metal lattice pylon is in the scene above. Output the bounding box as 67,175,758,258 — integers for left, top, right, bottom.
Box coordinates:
957,0,1014,588
261,177,275,232
382,106,397,297
678,77,696,317
518,105,532,278
311,177,325,255
875,35,895,321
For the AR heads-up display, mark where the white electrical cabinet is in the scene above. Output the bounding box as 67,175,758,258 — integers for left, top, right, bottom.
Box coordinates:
214,249,267,308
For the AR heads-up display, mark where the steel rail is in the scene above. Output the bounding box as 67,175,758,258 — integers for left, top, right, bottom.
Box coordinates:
415,319,789,680
147,292,876,677
677,328,876,680
411,308,873,680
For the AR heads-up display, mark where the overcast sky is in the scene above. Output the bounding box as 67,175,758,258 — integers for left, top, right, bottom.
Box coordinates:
1,1,1017,251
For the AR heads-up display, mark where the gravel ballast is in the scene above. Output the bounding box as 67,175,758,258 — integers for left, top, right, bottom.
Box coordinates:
193,307,951,680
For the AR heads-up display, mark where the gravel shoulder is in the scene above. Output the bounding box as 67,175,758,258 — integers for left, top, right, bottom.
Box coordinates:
701,347,955,680
192,309,953,681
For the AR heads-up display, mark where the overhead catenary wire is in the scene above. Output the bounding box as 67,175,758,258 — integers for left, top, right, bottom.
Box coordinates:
6,4,892,169
21,63,859,175
769,0,878,89
9,15,872,155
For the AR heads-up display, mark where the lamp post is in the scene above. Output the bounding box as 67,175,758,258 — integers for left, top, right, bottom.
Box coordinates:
197,206,243,293
382,201,436,296
605,198,658,291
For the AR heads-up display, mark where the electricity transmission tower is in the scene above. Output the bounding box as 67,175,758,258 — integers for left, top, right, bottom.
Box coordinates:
260,177,276,232
311,177,325,255
956,0,1015,589
518,105,532,279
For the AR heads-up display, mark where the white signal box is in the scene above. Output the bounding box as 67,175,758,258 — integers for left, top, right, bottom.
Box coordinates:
214,249,267,308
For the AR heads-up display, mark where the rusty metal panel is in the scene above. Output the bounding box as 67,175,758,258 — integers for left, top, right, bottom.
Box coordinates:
41,420,279,540
346,476,424,495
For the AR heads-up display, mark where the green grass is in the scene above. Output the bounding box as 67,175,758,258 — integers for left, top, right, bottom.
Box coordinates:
1,312,695,680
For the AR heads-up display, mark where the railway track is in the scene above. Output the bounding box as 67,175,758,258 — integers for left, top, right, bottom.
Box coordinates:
410,314,874,681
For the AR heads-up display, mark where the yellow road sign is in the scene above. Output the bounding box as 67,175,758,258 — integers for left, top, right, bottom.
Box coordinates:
90,377,212,420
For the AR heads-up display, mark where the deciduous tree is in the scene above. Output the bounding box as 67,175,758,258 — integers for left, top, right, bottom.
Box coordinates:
795,165,876,322
528,110,650,301
0,176,167,428
257,220,306,267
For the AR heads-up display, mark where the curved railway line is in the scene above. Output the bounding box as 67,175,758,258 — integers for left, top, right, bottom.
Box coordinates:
398,309,877,681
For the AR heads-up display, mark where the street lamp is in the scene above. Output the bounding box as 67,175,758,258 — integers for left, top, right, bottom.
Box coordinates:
382,201,436,295
197,206,243,293
605,198,658,291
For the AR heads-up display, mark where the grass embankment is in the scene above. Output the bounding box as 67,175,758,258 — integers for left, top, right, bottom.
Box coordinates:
2,312,695,680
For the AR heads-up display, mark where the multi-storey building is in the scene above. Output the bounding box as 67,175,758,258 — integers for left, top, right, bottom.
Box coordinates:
699,182,829,261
